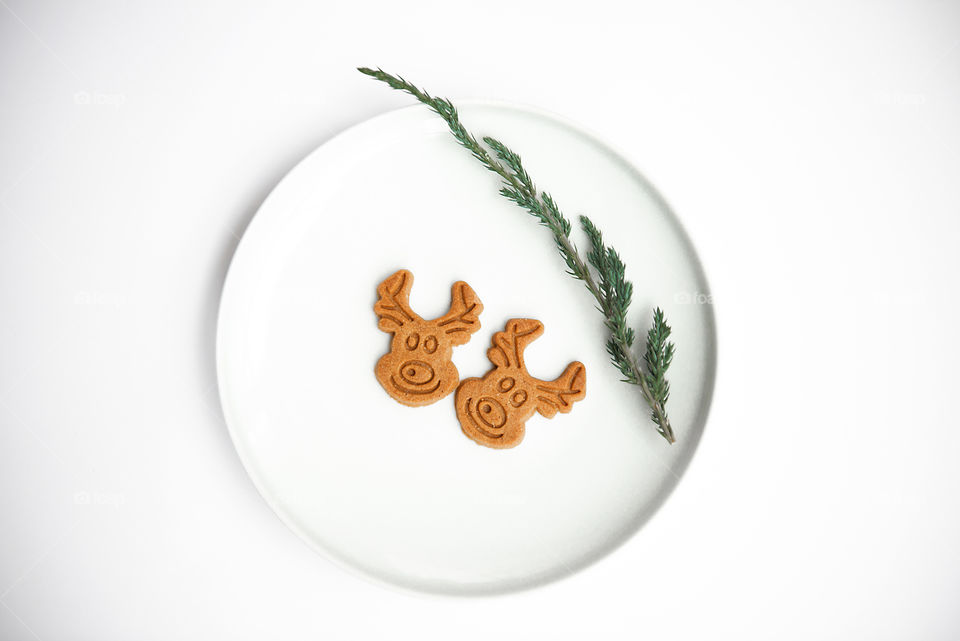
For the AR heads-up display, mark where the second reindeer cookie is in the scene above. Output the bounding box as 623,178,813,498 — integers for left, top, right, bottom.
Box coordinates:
455,318,586,449
374,269,483,407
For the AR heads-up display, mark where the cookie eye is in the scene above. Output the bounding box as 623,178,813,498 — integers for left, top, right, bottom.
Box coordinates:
510,390,528,408
498,377,515,392
405,333,420,350
423,335,438,354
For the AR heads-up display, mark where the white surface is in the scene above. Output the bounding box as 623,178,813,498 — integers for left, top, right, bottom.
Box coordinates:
216,103,715,594
1,0,958,638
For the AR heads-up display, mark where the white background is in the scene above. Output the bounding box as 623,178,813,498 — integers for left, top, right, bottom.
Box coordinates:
1,0,958,639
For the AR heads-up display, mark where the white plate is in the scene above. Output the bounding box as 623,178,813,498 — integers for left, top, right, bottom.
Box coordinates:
217,101,716,595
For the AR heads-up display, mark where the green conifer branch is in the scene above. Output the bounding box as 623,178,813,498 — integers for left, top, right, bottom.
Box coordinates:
358,66,677,443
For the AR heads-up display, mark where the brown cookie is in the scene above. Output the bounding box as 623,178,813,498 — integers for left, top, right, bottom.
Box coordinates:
374,269,483,406
455,318,586,449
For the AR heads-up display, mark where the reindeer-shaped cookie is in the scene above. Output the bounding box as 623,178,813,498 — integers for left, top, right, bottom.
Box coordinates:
455,318,586,449
375,269,483,406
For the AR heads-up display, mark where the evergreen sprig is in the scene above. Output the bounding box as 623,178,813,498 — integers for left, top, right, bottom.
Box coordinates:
358,67,677,443
643,308,675,433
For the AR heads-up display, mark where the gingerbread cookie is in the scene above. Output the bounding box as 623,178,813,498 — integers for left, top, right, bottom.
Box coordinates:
455,318,586,449
375,269,483,406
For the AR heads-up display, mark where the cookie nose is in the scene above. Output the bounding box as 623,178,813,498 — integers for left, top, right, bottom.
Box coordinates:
399,360,435,385
473,396,507,429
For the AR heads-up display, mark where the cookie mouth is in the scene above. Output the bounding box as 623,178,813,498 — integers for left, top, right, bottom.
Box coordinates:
465,397,505,440
389,375,443,396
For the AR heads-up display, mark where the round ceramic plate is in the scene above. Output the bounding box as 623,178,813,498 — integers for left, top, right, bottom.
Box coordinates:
217,101,716,595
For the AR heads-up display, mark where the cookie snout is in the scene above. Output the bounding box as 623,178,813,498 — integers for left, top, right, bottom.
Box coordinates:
456,379,518,447
398,360,435,386
473,396,507,430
